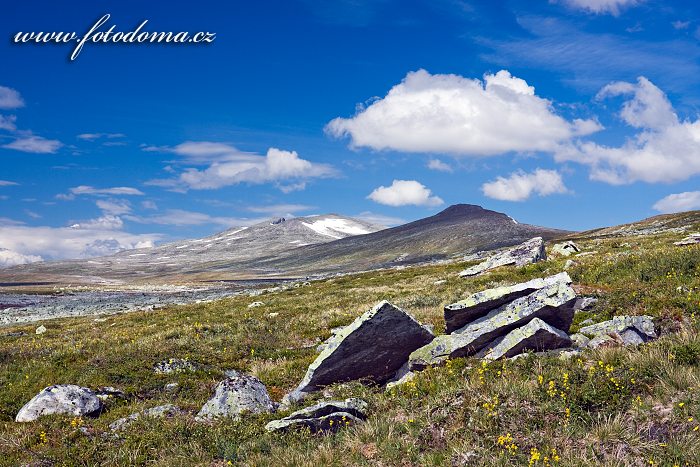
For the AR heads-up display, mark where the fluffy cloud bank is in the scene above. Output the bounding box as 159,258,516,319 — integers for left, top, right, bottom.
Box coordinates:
146,143,337,191
326,69,600,156
0,223,159,266
482,169,569,202
368,180,443,207
556,77,700,184
557,0,639,15
653,192,700,214
0,248,42,268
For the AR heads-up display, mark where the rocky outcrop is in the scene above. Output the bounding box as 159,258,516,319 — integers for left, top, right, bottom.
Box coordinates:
444,272,571,333
459,237,546,277
265,398,367,433
477,318,572,360
408,280,576,369
196,370,275,421
578,315,656,347
551,241,580,257
674,233,700,246
109,404,184,431
16,385,103,422
283,301,434,404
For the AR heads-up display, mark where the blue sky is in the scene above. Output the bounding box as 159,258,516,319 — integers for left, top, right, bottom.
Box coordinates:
2,0,700,264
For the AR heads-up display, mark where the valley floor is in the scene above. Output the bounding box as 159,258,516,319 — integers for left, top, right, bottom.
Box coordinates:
0,230,699,466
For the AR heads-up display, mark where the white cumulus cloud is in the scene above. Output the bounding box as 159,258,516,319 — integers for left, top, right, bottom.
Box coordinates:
326,69,600,157
147,145,337,191
653,191,700,214
556,77,700,184
367,180,444,207
481,169,569,201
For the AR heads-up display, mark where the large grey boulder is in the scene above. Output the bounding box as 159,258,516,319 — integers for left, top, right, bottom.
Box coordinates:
551,241,580,257
16,385,103,422
444,272,571,333
579,315,656,347
283,301,434,404
109,404,184,431
477,318,572,360
196,370,275,421
265,398,367,433
459,237,546,277
408,281,576,370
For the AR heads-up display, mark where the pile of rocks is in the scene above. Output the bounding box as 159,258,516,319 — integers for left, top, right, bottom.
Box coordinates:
459,237,545,277
408,272,576,370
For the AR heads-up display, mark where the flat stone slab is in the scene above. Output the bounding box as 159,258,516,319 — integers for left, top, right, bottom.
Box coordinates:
265,398,367,433
196,370,275,421
444,272,571,333
477,318,572,360
579,315,656,340
284,301,434,404
16,385,103,422
459,237,546,277
408,281,576,370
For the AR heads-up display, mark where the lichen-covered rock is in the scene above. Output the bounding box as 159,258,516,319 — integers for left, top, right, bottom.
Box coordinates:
265,398,367,433
551,241,580,257
385,362,415,391
109,404,184,431
477,318,572,360
283,301,434,404
459,237,546,277
16,385,103,422
587,334,615,349
570,333,590,348
196,370,275,421
574,297,598,311
444,272,571,333
408,282,576,370
579,315,656,341
154,358,197,374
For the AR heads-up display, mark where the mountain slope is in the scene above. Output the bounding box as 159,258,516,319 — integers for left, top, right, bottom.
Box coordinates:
0,215,384,285
0,205,569,286
202,204,568,278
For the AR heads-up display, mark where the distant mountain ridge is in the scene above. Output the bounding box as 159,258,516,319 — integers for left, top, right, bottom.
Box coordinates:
0,205,569,286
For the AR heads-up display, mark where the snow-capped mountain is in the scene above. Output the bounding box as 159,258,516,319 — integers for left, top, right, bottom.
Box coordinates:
0,214,384,283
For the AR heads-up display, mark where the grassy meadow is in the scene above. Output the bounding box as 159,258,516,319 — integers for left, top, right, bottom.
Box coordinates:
1,227,700,466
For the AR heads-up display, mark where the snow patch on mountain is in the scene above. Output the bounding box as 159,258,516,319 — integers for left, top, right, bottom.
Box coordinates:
301,218,374,239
